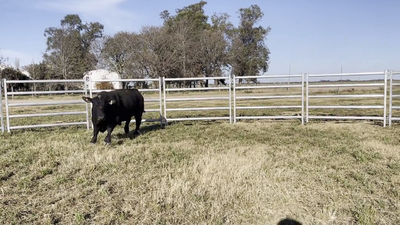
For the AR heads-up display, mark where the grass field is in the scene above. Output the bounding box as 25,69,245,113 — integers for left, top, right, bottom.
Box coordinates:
0,83,400,224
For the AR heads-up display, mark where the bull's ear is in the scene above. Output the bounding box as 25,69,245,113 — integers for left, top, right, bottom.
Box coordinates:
109,99,117,105
82,96,92,103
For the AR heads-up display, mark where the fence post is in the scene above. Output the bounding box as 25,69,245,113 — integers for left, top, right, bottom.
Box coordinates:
158,76,163,127
305,73,309,123
301,73,305,125
84,77,90,130
162,77,167,126
3,79,10,133
233,74,237,123
383,70,388,127
0,80,4,133
229,75,232,124
389,70,393,127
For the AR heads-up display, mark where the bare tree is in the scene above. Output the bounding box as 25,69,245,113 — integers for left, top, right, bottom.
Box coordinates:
137,26,179,79
14,58,20,70
91,36,108,70
101,32,137,87
197,29,228,86
0,50,8,67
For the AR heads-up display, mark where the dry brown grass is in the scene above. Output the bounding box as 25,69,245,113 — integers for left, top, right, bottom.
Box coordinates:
0,83,400,224
0,120,399,224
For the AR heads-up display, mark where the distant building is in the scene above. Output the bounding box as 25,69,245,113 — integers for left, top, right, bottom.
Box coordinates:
83,69,121,90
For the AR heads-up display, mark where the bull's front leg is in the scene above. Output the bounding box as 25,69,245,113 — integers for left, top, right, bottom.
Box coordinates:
104,124,116,144
124,118,131,135
91,124,100,144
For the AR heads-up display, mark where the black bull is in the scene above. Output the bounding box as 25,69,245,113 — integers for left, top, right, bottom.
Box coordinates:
82,89,145,144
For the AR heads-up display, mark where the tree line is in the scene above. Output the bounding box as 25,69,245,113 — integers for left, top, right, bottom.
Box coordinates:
2,1,271,88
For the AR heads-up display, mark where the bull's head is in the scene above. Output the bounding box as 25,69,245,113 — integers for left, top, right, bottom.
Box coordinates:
82,94,116,122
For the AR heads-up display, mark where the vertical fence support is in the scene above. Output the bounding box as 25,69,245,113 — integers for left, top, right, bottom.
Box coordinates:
3,79,10,133
159,76,164,127
389,70,393,127
305,73,309,123
162,77,167,126
0,80,3,133
233,74,237,123
228,75,232,123
84,77,90,130
301,73,305,125
383,70,388,127
88,77,93,130
89,77,93,98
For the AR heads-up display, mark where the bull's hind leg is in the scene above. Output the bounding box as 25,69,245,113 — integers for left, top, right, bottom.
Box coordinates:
134,113,142,135
124,118,131,135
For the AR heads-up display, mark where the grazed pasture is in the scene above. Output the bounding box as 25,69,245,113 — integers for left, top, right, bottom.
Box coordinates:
0,82,399,224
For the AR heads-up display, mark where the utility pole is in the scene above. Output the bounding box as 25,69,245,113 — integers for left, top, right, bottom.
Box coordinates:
338,65,343,93
287,64,291,90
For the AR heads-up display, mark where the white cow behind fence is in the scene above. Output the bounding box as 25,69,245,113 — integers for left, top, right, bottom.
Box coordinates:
83,69,121,90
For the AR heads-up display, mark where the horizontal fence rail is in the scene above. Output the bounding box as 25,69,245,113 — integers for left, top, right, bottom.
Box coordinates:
88,77,164,126
306,71,388,126
389,71,400,126
163,76,232,124
233,74,304,124
2,70,400,133
2,79,89,132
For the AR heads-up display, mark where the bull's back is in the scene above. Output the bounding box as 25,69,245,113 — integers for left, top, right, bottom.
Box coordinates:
114,89,144,117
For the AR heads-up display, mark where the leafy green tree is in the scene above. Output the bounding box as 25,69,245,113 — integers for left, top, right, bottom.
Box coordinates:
215,5,271,83
43,14,104,84
160,1,211,79
23,62,55,80
0,67,31,91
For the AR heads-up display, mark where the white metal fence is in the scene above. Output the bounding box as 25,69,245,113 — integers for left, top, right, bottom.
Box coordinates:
389,71,400,126
163,76,232,124
2,79,89,132
233,74,304,124
1,71,400,133
306,71,388,126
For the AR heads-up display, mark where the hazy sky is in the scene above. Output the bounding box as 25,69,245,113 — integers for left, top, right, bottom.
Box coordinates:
1,0,399,75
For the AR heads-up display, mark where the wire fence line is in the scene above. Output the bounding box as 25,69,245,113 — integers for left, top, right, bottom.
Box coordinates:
1,70,400,133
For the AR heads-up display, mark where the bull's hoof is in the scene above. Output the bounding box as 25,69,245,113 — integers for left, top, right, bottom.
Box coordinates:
134,130,141,136
104,141,111,146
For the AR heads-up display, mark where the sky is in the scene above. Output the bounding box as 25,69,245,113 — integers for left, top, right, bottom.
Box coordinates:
0,0,399,77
